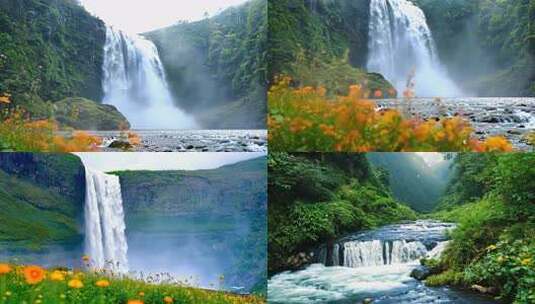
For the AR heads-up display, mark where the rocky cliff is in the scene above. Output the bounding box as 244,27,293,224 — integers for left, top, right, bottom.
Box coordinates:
113,157,267,216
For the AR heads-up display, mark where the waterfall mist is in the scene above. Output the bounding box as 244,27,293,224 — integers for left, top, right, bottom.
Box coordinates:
102,27,198,129
84,168,129,273
367,0,462,97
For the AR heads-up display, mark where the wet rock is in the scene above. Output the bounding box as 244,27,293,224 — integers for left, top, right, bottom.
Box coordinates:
362,298,374,304
471,284,498,295
410,265,431,280
108,140,133,150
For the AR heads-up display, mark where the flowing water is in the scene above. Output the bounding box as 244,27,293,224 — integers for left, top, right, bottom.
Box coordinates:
367,0,461,97
268,221,497,304
84,168,129,273
377,97,535,150
102,27,198,129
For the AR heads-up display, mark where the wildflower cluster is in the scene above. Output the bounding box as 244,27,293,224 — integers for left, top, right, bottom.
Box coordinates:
0,108,102,152
268,77,513,152
0,259,264,304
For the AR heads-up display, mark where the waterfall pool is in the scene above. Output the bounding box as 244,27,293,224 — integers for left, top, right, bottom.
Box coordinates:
268,221,498,304
377,97,535,150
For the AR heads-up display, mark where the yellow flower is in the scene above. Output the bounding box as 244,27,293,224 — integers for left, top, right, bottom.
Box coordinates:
0,264,12,275
521,258,532,266
23,266,46,285
68,279,84,289
95,279,110,288
486,245,497,251
50,270,65,281
138,292,145,297
164,296,174,303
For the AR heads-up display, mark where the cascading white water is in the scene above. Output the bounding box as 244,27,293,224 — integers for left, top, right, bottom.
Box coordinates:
367,0,461,97
84,168,129,273
343,239,427,267
102,27,198,129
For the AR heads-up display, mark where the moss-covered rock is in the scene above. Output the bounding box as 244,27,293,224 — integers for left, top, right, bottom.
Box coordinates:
53,97,130,130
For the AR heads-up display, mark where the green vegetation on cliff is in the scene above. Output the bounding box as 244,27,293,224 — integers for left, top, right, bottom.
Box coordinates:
147,0,267,129
0,0,106,117
268,0,396,95
427,153,535,303
367,153,451,212
0,153,85,247
268,153,416,273
414,0,535,96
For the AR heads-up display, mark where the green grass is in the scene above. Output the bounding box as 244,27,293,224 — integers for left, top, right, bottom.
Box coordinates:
0,264,264,304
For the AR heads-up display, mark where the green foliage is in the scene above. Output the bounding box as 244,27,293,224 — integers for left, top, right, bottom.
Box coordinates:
0,0,106,116
465,238,535,303
268,152,417,273
429,153,535,302
414,0,535,96
0,266,263,304
368,153,451,212
147,0,267,129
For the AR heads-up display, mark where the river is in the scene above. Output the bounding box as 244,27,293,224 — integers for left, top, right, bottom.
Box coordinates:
268,221,498,304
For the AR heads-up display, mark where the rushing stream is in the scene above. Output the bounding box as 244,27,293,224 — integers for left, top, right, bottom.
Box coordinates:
268,221,497,304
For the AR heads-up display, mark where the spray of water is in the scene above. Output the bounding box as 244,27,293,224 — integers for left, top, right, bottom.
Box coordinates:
102,27,198,129
84,168,129,273
367,0,462,97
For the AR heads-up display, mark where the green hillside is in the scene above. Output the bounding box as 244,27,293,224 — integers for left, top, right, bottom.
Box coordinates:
367,153,451,212
0,153,85,248
0,0,106,117
268,153,417,274
146,0,267,129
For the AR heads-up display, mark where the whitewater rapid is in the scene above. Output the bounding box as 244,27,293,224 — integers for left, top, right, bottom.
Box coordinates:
367,0,461,97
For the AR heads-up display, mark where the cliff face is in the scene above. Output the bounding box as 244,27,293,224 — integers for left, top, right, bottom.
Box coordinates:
146,0,267,129
0,153,85,245
0,0,106,116
114,157,267,216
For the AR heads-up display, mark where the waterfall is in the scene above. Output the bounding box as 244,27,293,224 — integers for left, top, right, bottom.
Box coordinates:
343,240,427,268
367,0,461,97
84,168,129,273
102,27,198,129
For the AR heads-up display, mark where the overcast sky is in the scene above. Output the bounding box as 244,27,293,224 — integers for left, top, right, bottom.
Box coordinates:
79,0,249,34
415,153,446,167
75,153,265,172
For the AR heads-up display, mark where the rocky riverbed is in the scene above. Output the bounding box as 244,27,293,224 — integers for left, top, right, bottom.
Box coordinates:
85,130,267,152
377,97,535,150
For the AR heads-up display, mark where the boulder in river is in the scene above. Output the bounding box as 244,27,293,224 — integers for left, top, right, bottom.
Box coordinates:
410,265,431,280
471,284,498,295
53,97,130,130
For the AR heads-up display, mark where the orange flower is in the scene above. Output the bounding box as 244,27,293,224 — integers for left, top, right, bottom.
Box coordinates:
483,136,513,152
23,265,46,285
164,296,174,303
95,279,110,288
0,263,12,275
68,279,84,289
373,90,383,98
127,300,144,304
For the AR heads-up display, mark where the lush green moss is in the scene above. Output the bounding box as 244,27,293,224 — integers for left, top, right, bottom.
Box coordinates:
53,97,130,130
